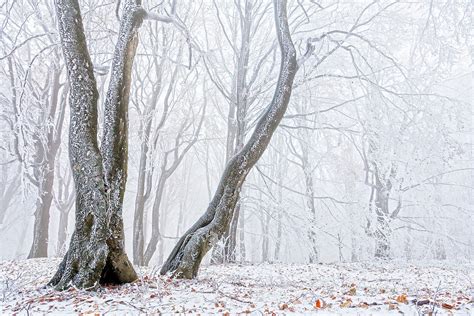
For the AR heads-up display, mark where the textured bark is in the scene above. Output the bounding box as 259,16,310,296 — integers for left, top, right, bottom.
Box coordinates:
212,0,253,264
49,0,143,289
160,0,298,278
99,0,144,284
49,0,109,289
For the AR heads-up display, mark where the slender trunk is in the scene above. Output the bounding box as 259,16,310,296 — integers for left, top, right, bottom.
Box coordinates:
132,121,151,266
224,1,252,263
133,48,167,265
28,68,63,258
28,168,54,258
302,152,319,263
238,204,246,262
143,172,166,265
373,183,391,258
160,0,298,278
261,208,270,262
56,208,70,256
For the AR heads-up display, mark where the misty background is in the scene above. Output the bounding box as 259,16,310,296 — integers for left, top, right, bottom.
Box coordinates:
0,0,472,265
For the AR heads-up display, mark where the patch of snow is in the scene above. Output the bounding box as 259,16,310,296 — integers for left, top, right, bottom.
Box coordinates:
0,259,472,315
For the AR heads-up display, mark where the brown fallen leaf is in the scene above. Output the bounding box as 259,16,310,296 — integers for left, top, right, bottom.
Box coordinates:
442,303,454,309
278,303,288,310
396,294,408,304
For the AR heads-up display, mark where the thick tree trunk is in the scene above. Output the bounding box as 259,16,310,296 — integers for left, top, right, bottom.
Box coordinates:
50,0,143,289
160,0,298,278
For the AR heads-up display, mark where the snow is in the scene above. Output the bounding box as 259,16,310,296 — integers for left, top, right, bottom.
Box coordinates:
1,259,473,315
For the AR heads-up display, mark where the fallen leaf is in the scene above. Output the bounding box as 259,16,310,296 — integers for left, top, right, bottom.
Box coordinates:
442,303,454,309
314,298,325,309
348,286,357,296
415,299,430,306
396,294,408,304
340,300,351,308
278,303,288,310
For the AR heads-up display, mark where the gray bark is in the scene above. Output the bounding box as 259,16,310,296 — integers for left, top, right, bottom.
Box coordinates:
160,0,298,278
49,0,144,289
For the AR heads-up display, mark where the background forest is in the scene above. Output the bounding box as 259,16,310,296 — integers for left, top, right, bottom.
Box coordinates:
0,0,472,268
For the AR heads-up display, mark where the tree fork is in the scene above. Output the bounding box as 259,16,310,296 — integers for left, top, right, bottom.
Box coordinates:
49,0,147,289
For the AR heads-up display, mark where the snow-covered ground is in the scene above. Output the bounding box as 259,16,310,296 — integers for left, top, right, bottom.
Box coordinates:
0,258,472,315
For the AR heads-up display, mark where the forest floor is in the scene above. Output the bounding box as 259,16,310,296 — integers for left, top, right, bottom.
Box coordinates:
0,258,472,315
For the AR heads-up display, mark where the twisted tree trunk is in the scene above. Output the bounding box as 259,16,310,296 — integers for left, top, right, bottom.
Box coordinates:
49,0,145,289
160,0,298,278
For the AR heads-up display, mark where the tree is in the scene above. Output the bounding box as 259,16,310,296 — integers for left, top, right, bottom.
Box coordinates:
131,28,205,265
206,0,277,264
49,0,182,289
0,0,68,258
160,0,299,279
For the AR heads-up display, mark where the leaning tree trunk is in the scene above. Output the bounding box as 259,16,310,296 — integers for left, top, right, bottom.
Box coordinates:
49,0,144,289
160,0,298,278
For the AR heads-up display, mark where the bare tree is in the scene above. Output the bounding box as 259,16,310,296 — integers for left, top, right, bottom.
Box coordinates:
160,0,300,278
49,0,182,289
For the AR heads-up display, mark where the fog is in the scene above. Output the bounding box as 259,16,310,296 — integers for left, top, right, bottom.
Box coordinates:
0,0,472,269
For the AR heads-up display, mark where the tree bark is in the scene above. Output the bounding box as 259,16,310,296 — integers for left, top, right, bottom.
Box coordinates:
49,0,144,289
160,0,298,278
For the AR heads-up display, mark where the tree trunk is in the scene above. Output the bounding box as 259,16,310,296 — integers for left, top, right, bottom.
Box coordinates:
28,67,64,258
28,170,54,258
302,150,319,263
143,173,166,265
132,121,152,266
56,208,70,256
223,0,252,263
160,0,298,278
372,165,395,259
49,0,144,289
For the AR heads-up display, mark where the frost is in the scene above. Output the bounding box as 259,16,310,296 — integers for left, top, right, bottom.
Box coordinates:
1,259,473,314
